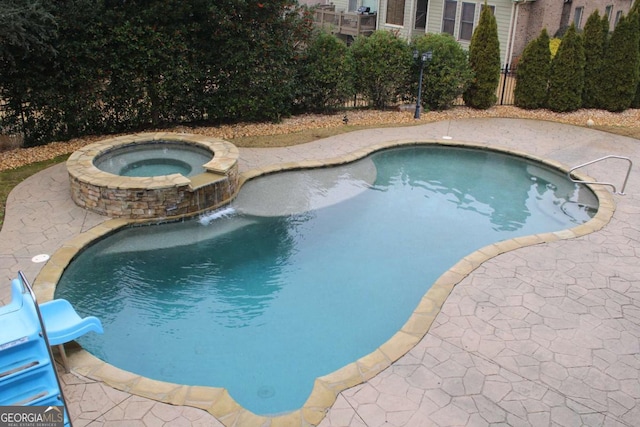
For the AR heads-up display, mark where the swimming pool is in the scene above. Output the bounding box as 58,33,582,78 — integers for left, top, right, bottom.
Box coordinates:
55,146,597,415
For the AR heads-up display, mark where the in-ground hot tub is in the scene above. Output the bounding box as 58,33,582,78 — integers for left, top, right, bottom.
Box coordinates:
67,133,239,219
94,142,214,178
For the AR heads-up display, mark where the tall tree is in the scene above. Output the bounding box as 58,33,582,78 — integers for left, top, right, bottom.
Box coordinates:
600,12,640,111
0,0,56,66
463,1,501,109
582,11,609,108
547,24,585,112
514,29,551,109
630,0,640,107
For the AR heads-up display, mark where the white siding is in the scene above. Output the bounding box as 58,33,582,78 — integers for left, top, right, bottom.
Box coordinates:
330,0,351,12
370,0,514,64
425,0,513,66
378,0,415,39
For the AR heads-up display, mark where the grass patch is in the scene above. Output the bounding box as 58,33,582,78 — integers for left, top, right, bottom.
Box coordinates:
0,154,70,230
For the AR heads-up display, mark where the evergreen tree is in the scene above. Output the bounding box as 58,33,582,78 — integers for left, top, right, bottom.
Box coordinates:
630,0,640,107
463,2,501,109
514,29,551,109
600,12,640,111
547,24,585,112
582,11,609,108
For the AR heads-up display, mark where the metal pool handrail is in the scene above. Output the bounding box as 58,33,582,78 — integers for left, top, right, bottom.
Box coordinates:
568,155,632,195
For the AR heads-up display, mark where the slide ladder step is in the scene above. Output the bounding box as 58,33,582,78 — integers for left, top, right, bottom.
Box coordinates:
0,360,39,379
14,391,50,406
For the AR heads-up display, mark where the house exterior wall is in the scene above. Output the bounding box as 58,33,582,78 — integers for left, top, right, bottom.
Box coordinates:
305,0,378,12
313,0,633,69
422,0,515,65
377,0,416,39
363,0,379,12
567,0,631,31
511,0,632,65
327,0,351,11
299,0,329,6
375,0,514,64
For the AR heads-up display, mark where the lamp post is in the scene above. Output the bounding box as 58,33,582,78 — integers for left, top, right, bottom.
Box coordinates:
413,50,432,119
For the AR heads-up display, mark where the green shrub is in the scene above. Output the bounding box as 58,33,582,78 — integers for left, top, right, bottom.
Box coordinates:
295,31,354,113
0,0,314,145
547,24,585,112
463,2,501,109
582,11,609,108
600,12,640,111
349,30,412,109
408,34,474,110
514,29,551,109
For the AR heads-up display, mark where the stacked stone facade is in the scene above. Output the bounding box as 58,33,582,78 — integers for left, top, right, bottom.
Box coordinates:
66,133,240,220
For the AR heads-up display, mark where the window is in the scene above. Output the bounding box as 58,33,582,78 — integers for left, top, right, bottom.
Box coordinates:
415,0,428,29
605,5,613,20
442,0,457,35
573,6,584,28
614,10,623,27
459,2,476,40
386,0,406,26
481,4,495,15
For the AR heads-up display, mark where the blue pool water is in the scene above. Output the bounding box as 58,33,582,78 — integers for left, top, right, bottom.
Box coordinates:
55,146,597,415
94,142,212,177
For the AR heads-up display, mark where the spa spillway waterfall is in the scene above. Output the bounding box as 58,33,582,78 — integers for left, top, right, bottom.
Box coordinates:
66,133,239,219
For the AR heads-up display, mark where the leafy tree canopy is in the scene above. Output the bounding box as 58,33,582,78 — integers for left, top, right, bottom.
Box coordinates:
0,0,56,66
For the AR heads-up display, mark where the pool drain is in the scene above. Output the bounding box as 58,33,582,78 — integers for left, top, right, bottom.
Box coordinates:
257,386,275,399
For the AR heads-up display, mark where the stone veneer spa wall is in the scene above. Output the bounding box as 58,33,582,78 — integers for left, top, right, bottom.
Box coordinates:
66,133,239,219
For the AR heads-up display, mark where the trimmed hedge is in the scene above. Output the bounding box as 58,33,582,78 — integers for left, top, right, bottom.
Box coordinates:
0,0,314,146
409,34,474,111
295,31,355,113
350,30,412,109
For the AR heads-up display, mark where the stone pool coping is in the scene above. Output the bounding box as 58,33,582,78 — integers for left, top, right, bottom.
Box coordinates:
67,132,239,187
33,139,615,427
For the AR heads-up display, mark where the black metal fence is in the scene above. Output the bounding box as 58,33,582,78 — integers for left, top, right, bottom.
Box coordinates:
446,64,518,107
496,64,517,106
347,64,518,109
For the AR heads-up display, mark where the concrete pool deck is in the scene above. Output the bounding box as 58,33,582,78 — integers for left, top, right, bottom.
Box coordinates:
1,118,639,426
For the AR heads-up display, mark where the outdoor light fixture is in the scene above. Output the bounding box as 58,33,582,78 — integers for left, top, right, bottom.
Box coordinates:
413,50,433,119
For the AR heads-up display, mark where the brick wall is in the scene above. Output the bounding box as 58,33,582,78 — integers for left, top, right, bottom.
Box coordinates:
509,0,632,65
